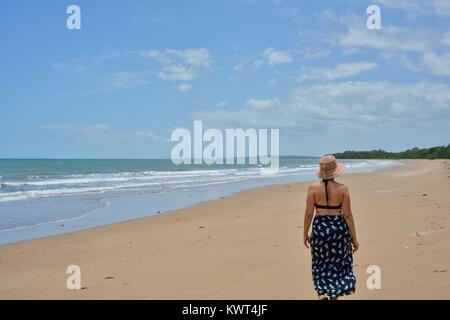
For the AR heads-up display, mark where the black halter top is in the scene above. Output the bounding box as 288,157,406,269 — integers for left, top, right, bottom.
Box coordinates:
315,179,342,210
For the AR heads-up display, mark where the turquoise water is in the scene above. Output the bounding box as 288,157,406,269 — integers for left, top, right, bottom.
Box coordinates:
0,158,403,244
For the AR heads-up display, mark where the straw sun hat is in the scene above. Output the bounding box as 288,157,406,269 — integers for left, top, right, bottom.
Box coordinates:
316,155,345,180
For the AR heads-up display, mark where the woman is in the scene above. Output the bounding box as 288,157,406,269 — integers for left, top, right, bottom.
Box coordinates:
303,155,358,300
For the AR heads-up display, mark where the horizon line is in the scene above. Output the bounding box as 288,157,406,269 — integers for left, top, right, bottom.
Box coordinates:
0,155,321,160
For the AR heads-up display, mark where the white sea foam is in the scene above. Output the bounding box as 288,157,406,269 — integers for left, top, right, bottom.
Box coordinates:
0,160,401,202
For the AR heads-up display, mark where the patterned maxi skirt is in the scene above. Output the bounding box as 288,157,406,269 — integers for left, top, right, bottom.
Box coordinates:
310,214,356,298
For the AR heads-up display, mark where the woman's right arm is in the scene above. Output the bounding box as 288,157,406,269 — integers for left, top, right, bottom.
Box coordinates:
342,186,359,252
303,185,315,249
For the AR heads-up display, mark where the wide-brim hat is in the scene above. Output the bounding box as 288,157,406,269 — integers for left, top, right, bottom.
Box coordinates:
316,155,345,179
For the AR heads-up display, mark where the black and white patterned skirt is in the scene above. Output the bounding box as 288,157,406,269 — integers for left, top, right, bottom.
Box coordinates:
310,214,356,298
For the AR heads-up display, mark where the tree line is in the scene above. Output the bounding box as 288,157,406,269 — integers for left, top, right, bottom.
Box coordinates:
334,144,450,159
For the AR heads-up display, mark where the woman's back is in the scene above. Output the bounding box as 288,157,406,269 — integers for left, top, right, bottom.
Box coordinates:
311,179,345,215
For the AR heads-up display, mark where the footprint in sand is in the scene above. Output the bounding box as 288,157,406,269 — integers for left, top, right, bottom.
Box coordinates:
371,189,403,194
411,230,445,237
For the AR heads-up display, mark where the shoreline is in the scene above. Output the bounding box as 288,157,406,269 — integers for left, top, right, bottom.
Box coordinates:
0,175,356,246
0,160,449,299
0,159,402,245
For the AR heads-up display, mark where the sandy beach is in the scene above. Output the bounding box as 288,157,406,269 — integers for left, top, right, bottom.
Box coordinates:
0,160,449,299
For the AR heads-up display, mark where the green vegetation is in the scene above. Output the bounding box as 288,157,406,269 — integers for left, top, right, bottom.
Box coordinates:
334,144,450,160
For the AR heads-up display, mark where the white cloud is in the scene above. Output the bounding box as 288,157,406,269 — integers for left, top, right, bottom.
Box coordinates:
144,48,213,82
245,98,280,109
327,13,450,77
51,49,134,74
298,62,377,81
165,48,213,67
253,58,265,68
374,0,428,17
40,123,160,141
39,123,111,135
114,130,160,141
300,47,331,59
261,47,293,66
382,51,450,77
93,49,134,63
434,0,450,16
50,61,86,74
177,83,193,92
322,10,443,54
158,65,196,81
97,72,150,90
289,81,450,123
233,60,248,71
192,81,450,133
335,25,432,53
374,0,450,17
441,32,450,46
419,51,450,77
233,47,293,71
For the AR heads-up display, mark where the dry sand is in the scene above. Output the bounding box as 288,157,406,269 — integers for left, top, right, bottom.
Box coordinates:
0,160,449,299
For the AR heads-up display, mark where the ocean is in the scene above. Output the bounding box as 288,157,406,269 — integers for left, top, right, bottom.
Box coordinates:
0,158,403,244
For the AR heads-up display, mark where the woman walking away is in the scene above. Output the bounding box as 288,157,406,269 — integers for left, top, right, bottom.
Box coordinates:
303,155,358,300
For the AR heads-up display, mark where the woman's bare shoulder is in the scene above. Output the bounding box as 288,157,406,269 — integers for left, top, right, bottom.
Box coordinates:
308,181,322,193
335,181,349,193
309,181,322,188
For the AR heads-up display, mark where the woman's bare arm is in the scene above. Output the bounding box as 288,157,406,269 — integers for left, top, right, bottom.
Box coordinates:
342,186,359,252
303,185,315,248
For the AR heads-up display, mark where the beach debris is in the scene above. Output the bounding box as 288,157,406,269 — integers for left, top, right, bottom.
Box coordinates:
199,225,205,229
422,193,427,196
433,269,447,273
157,210,161,213
81,287,88,290
104,276,115,280
413,230,445,237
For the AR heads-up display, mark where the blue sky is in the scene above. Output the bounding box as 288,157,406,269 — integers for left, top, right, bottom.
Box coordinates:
1,0,449,158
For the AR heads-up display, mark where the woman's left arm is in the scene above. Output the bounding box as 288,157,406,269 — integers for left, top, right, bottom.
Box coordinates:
303,185,315,248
